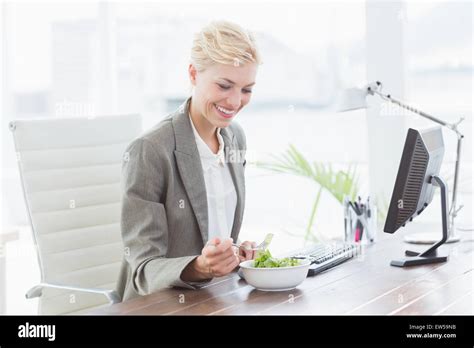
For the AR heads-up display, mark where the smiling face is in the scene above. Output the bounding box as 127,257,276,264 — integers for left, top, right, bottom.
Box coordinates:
189,62,257,128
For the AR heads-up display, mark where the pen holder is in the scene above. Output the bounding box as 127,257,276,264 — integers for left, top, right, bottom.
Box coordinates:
343,196,377,245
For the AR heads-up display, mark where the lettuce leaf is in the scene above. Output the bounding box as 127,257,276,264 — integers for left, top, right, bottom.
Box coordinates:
253,249,300,268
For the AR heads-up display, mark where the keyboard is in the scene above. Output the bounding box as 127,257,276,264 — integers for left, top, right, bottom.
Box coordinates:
287,242,360,276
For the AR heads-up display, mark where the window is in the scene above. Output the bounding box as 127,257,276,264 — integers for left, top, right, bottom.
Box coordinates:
404,1,472,225
2,2,368,255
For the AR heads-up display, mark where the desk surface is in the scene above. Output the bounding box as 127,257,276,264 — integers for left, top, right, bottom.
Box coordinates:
92,226,473,315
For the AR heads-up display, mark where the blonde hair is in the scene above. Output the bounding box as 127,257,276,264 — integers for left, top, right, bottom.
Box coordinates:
191,20,262,71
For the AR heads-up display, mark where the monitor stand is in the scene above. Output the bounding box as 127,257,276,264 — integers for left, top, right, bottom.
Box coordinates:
391,175,449,267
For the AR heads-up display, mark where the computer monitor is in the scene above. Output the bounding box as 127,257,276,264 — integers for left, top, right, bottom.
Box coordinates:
384,126,449,267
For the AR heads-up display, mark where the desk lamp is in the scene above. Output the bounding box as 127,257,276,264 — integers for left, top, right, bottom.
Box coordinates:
338,81,464,244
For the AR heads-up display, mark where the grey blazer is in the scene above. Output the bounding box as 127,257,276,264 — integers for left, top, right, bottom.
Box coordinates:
116,97,246,301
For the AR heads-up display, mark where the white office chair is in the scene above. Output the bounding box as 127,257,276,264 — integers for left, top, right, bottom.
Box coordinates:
10,114,142,314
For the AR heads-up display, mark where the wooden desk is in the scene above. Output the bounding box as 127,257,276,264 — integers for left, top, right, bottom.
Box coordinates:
92,225,473,315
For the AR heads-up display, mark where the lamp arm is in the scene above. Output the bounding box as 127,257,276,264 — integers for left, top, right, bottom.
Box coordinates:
370,84,465,231
450,131,464,223
371,89,463,133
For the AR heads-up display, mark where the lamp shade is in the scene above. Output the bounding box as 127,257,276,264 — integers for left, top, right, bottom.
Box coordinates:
336,87,369,112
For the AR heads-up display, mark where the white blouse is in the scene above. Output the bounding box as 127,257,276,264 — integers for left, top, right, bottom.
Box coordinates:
189,116,238,242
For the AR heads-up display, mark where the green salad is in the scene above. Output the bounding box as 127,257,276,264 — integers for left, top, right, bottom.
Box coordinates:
253,249,301,268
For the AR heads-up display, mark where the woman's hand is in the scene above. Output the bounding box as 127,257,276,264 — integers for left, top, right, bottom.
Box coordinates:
200,237,241,277
181,237,240,282
238,241,257,262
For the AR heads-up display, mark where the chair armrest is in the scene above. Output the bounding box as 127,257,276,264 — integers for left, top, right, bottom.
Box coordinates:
25,283,120,304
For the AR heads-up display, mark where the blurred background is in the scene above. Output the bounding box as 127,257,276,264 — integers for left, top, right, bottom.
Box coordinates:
1,0,472,314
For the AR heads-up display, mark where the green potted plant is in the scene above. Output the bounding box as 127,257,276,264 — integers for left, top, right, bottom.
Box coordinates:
257,144,360,243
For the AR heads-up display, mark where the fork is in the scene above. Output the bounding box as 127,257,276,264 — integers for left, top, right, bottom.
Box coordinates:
233,233,274,251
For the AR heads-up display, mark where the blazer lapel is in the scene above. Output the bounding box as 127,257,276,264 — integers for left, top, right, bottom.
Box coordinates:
172,99,209,245
172,97,245,246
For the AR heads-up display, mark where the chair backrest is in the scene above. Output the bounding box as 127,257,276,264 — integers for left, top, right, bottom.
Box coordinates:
10,114,141,314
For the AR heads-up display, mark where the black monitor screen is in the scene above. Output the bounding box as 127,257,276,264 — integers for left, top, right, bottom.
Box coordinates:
384,127,444,234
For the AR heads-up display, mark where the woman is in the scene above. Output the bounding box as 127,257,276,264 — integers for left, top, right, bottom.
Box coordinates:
117,21,261,301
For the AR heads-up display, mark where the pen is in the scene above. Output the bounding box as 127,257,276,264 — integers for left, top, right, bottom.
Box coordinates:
349,201,360,215
367,196,371,218
344,198,349,240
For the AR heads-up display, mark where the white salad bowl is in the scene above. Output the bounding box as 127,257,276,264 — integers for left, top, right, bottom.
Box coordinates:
239,259,311,291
